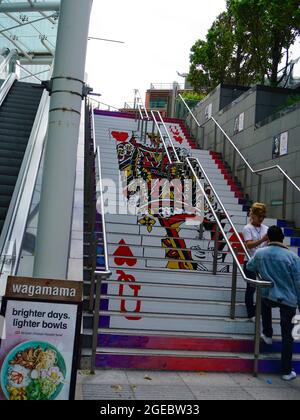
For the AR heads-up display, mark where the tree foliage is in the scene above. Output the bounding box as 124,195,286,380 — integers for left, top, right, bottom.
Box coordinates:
188,0,300,91
229,0,300,86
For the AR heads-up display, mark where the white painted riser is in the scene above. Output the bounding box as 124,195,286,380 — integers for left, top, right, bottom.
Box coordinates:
105,222,249,236
103,282,245,303
105,236,300,257
104,214,248,226
108,257,237,272
102,297,248,318
100,295,281,320
107,233,244,248
108,268,243,287
98,312,282,336
108,245,240,262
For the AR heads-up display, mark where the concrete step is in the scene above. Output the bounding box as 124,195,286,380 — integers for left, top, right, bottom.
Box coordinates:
85,311,283,336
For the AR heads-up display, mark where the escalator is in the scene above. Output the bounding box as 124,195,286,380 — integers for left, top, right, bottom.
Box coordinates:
0,80,44,234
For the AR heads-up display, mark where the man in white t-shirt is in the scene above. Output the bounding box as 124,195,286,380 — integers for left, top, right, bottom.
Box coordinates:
243,203,269,320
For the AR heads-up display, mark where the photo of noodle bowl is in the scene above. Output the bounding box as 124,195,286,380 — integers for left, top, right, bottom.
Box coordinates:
1,341,66,400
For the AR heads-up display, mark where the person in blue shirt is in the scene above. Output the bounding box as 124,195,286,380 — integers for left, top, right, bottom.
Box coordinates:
247,226,300,381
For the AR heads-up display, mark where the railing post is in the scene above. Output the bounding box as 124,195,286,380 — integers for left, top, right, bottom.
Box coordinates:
144,120,148,144
254,287,262,377
214,123,217,152
90,273,102,374
222,134,226,161
140,118,144,143
283,176,288,220
232,149,237,178
230,261,238,319
213,223,219,275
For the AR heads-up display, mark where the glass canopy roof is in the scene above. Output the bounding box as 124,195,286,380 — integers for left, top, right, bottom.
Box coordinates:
0,0,60,81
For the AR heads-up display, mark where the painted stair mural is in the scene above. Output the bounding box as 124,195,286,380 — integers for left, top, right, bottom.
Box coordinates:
82,109,300,373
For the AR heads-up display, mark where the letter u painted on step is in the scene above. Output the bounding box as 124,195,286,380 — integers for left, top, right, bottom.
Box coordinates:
116,269,142,321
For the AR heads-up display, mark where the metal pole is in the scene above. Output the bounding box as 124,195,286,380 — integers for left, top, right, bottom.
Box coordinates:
283,176,288,220
214,123,217,152
140,119,144,143
232,150,237,178
254,287,262,377
230,261,238,319
90,273,102,374
222,134,226,161
213,223,219,275
33,0,93,279
144,120,148,144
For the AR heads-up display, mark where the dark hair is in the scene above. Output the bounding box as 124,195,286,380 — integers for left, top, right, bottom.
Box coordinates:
267,226,284,243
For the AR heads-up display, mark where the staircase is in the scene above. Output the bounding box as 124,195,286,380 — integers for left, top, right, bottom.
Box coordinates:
0,80,43,235
82,109,300,374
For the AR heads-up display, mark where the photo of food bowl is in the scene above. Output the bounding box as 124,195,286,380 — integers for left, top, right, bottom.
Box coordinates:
1,341,66,400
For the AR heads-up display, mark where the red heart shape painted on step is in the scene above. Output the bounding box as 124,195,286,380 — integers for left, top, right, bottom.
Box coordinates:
114,239,137,267
111,131,129,142
173,135,183,144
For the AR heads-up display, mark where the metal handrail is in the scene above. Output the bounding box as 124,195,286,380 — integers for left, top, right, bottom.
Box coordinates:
153,106,272,376
185,157,271,377
150,110,173,164
90,109,111,374
95,146,111,275
89,96,119,111
0,89,49,290
134,89,150,120
155,111,181,163
178,93,300,218
186,157,271,288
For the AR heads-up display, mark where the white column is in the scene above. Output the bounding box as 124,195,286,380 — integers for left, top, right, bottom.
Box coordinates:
33,0,93,279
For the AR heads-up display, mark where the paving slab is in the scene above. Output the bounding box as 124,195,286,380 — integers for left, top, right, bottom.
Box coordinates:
76,370,300,401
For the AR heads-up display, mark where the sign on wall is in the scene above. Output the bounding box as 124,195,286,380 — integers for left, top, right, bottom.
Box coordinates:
234,112,245,134
204,103,212,120
272,131,288,159
0,277,82,401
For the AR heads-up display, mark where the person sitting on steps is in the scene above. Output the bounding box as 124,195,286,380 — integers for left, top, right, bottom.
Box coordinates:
243,203,269,321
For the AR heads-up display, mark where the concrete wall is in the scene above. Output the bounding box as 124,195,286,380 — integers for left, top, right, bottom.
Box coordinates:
187,84,300,226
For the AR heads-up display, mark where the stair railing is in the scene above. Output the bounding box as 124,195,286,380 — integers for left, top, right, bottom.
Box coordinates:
178,93,300,220
0,89,50,293
133,89,150,143
90,108,112,374
88,96,119,112
156,112,272,377
185,157,272,377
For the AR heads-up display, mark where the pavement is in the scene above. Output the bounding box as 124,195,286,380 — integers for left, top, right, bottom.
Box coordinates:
76,370,300,401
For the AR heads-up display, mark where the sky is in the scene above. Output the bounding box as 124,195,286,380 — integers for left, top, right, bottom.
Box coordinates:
86,0,227,108
86,0,300,109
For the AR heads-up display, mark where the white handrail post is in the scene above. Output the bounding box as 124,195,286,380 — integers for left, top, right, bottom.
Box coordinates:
34,0,93,279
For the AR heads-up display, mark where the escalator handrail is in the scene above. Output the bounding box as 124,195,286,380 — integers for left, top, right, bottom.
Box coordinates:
0,73,17,107
91,109,111,276
0,49,17,77
0,89,50,279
